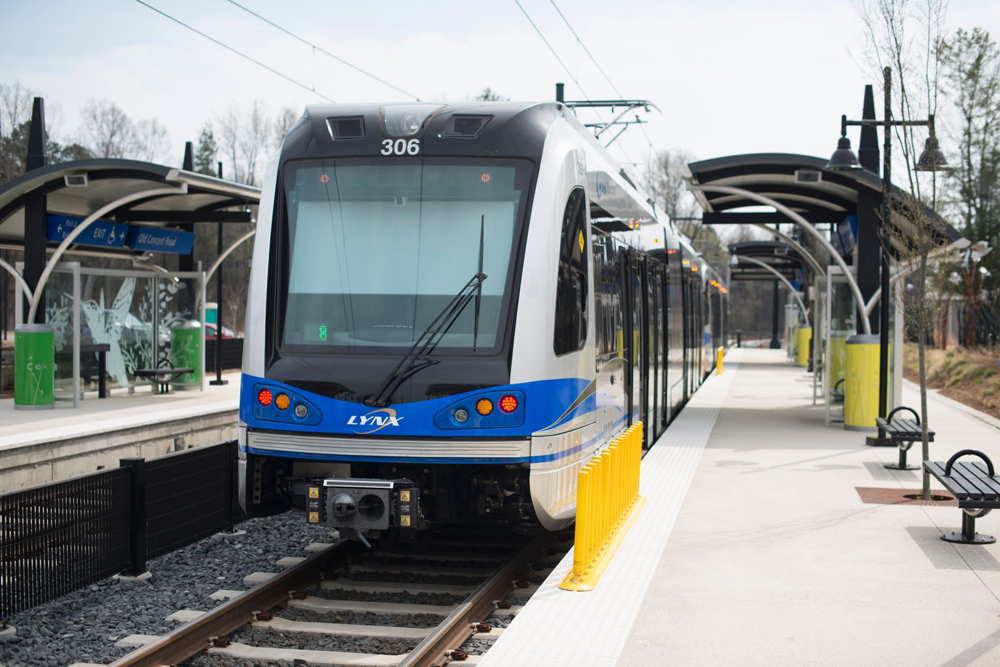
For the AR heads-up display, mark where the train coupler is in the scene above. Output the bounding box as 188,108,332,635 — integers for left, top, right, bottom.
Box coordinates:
305,478,424,538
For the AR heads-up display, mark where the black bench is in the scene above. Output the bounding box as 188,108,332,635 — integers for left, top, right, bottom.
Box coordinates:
831,378,845,404
134,360,194,395
80,343,111,398
924,450,1000,544
876,406,934,471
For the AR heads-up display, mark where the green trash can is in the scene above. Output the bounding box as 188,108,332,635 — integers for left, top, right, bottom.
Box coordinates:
169,320,202,387
14,323,55,410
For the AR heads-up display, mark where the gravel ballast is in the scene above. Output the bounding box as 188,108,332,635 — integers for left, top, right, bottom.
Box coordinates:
0,515,332,667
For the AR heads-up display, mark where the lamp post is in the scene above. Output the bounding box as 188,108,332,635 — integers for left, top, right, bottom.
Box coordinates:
827,66,947,444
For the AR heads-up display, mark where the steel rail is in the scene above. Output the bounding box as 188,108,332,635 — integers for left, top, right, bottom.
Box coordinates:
399,533,552,667
106,540,357,667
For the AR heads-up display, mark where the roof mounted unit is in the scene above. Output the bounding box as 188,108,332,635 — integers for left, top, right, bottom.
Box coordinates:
794,169,822,184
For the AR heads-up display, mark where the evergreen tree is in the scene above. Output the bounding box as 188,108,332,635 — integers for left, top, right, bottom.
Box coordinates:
194,121,218,175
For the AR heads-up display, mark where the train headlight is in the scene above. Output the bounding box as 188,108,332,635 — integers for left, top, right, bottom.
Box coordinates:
295,404,308,418
257,389,273,406
275,393,290,410
499,395,518,413
381,104,443,138
475,398,494,416
454,408,469,423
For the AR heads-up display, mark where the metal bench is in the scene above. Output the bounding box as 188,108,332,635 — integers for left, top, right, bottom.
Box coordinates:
80,343,111,398
134,359,194,395
875,406,934,471
924,450,1000,545
831,378,845,404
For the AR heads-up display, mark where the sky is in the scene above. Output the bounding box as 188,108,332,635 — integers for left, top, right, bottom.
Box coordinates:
2,0,1000,178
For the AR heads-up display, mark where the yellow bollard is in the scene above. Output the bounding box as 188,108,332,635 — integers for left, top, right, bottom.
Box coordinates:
572,467,591,577
561,423,647,592
716,346,724,375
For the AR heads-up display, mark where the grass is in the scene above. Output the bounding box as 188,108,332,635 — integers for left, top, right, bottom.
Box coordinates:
903,344,1000,420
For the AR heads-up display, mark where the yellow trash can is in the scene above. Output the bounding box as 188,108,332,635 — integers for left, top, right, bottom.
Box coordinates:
845,334,880,430
796,327,812,367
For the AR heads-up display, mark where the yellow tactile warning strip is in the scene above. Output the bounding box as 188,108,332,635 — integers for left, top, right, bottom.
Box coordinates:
479,351,742,667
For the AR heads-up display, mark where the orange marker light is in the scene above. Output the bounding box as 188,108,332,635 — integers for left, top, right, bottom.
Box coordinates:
258,389,273,406
476,398,494,416
275,393,290,410
499,395,518,413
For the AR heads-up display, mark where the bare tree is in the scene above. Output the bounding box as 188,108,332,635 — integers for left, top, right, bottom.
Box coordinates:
134,118,170,163
885,195,943,498
475,87,509,101
272,106,298,151
645,148,700,221
853,0,947,200
80,99,137,158
216,100,272,185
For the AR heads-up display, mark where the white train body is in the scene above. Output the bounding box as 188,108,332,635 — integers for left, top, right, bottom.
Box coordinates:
238,101,726,537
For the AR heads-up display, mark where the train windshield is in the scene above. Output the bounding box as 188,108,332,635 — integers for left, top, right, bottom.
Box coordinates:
279,158,532,354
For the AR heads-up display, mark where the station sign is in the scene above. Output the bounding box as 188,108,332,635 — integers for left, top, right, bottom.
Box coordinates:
127,226,196,255
46,214,127,249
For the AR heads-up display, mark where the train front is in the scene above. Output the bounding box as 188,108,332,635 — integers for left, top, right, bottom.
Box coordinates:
238,102,555,541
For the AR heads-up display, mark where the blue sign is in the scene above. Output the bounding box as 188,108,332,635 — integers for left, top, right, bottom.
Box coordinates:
46,214,127,249
834,215,858,257
127,226,195,255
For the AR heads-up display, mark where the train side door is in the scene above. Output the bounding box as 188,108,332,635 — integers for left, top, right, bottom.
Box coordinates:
619,247,633,428
656,266,667,435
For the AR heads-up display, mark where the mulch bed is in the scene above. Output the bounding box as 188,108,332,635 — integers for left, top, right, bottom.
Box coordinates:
855,486,957,506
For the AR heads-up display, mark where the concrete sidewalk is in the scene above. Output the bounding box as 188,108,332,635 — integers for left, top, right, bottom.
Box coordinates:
0,373,240,491
620,348,1000,666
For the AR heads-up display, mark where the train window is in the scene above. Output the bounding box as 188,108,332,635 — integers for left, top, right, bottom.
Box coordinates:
279,158,532,354
554,188,589,356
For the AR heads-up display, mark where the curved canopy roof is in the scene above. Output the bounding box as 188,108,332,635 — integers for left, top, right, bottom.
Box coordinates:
729,241,805,281
0,159,260,247
683,153,963,255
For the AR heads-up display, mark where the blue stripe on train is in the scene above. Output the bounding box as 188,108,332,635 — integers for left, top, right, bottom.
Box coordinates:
240,374,594,439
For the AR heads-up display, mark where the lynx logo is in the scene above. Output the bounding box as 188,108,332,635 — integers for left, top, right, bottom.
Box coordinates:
348,408,404,434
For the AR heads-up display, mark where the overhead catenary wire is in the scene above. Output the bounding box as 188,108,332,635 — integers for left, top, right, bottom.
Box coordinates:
514,1,641,172
549,0,658,170
133,0,335,102
223,0,420,101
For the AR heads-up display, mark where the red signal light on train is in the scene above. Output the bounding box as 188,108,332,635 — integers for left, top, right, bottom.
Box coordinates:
258,389,273,406
320,174,330,183
499,395,519,413
481,173,491,183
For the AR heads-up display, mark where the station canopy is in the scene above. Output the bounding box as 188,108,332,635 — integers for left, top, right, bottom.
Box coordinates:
684,153,964,259
0,158,260,253
728,241,806,281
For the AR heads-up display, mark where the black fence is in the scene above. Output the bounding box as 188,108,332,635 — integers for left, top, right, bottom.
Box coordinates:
0,440,242,617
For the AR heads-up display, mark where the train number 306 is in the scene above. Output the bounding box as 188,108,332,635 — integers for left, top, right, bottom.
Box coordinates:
381,139,421,156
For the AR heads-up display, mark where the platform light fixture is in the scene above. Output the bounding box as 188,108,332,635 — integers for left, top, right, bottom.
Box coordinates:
825,116,861,170
830,67,948,446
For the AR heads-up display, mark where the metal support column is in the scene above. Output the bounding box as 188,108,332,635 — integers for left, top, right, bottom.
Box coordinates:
210,161,227,386
23,98,47,323
770,280,781,348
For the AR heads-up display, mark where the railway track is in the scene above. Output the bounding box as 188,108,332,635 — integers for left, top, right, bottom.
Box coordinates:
105,531,561,667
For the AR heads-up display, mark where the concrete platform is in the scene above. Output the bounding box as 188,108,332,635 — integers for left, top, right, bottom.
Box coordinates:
483,348,1000,667
0,372,240,492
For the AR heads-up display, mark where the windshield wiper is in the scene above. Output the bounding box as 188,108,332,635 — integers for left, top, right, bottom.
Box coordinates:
365,270,487,407
473,214,485,351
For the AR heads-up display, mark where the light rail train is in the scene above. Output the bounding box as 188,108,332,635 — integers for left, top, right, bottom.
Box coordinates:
238,100,728,541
